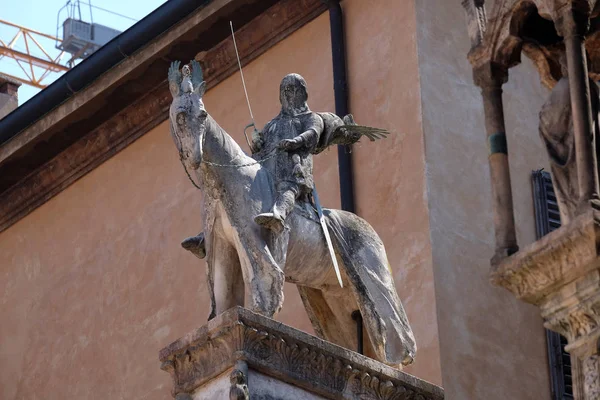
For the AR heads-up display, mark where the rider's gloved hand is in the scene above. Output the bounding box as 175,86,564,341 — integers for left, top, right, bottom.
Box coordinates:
278,137,304,151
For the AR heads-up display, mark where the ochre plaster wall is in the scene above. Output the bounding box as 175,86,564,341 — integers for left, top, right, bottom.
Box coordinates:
415,0,552,399
0,3,440,398
342,0,441,384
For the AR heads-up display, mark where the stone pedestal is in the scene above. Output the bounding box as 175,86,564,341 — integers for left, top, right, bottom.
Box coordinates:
491,209,600,399
159,307,443,400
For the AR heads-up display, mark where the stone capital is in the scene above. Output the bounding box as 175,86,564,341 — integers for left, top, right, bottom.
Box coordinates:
490,209,600,305
542,279,600,354
472,62,508,90
553,1,591,38
489,208,600,353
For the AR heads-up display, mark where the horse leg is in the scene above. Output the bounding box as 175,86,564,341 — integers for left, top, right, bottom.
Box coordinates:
210,237,245,315
234,229,285,318
297,285,377,358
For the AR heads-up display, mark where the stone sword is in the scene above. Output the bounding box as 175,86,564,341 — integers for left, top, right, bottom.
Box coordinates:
312,186,343,288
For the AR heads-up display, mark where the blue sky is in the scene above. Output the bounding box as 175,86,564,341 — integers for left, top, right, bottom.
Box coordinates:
1,0,167,104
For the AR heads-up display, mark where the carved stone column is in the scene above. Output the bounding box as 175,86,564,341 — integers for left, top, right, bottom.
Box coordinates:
554,5,598,209
491,209,600,399
473,62,519,263
159,307,444,400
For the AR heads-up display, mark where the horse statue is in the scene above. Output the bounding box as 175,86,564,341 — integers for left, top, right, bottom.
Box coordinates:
168,60,416,367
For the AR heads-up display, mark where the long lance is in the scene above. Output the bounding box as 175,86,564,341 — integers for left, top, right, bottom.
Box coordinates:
312,187,343,288
230,21,257,152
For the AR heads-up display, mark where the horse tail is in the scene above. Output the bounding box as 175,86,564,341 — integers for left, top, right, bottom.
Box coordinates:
324,209,417,366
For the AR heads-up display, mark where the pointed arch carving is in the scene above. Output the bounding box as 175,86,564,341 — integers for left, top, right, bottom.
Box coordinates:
468,0,562,88
468,0,600,88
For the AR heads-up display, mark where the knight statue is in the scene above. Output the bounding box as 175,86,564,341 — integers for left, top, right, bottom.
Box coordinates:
170,60,415,368
182,73,387,257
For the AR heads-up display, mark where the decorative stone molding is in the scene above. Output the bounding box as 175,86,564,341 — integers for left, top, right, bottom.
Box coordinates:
583,354,600,398
490,209,600,305
541,273,600,345
159,307,443,400
490,207,600,399
228,361,250,400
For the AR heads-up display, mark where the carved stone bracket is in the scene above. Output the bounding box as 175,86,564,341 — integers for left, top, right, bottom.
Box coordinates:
159,307,444,400
490,208,600,303
490,207,600,399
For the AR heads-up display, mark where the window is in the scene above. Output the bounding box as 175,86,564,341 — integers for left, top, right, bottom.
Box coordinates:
532,170,573,399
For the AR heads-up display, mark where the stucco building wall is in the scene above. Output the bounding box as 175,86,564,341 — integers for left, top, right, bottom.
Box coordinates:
415,0,552,399
0,2,440,398
343,0,440,384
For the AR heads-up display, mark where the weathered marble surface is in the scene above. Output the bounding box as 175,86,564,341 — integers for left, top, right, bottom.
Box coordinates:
159,307,444,400
491,209,600,305
167,60,416,367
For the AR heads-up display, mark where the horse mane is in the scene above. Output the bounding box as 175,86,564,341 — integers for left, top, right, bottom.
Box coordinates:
203,114,256,167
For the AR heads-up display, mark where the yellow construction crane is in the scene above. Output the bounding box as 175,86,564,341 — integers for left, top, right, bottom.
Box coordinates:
0,20,69,89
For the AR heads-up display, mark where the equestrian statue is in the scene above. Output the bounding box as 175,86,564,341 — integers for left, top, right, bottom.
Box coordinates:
168,60,416,368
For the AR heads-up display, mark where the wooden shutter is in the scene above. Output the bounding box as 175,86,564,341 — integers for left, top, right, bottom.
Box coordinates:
532,170,573,399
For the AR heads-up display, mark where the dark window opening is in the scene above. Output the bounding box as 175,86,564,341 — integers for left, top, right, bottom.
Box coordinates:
532,170,573,400
511,3,561,47
520,11,561,46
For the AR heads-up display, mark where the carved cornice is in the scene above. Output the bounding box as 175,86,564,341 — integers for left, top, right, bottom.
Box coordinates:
0,0,326,234
490,207,600,360
490,209,600,305
159,307,444,400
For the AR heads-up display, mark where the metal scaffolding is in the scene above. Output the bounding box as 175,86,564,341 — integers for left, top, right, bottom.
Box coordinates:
0,19,69,89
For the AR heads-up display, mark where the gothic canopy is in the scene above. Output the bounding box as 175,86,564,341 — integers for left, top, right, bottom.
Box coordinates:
464,0,600,87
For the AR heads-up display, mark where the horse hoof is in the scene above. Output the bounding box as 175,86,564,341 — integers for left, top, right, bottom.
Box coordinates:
401,353,415,366
254,213,284,234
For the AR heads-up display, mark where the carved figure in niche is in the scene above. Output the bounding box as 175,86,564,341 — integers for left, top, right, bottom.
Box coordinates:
539,51,600,224
168,60,416,367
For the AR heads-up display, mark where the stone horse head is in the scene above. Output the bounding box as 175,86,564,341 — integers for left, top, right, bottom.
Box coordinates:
168,60,207,172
